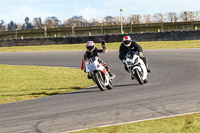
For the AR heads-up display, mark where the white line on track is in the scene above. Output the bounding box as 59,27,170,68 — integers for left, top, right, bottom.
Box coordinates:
66,111,200,133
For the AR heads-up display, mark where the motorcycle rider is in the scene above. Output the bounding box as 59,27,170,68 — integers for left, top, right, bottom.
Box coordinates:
81,41,114,79
119,36,151,73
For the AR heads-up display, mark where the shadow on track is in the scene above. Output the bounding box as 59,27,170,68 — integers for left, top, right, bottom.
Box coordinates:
113,83,138,88
63,86,100,95
63,83,138,95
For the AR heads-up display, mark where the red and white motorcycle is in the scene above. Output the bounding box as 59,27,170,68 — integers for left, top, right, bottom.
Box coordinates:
85,57,113,91
125,51,148,84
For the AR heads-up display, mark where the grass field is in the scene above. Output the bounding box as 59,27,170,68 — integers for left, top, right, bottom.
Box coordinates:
0,40,200,52
70,113,200,133
0,64,94,104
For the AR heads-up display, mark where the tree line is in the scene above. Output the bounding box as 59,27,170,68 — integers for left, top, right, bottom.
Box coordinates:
0,11,200,32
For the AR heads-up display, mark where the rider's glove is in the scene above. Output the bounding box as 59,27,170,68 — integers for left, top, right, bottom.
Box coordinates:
101,41,107,50
139,52,144,58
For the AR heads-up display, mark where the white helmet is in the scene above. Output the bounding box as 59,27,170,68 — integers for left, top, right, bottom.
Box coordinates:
123,36,132,47
86,41,95,52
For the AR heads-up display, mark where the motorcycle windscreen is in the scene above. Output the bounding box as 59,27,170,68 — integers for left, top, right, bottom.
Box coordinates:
125,51,136,59
87,62,97,72
85,62,90,72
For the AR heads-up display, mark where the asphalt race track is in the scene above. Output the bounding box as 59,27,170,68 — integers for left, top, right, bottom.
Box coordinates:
0,49,200,133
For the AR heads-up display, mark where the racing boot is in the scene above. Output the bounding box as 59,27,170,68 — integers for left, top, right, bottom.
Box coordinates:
87,73,92,79
142,57,151,73
147,68,151,73
145,63,151,73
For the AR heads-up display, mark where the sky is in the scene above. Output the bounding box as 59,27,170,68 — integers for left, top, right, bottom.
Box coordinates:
0,0,200,24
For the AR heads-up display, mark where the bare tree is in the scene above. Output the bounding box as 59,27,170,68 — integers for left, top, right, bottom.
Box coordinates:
130,14,141,24
91,18,100,26
114,16,120,25
17,24,23,30
167,12,178,22
153,13,164,23
33,17,43,29
45,16,60,28
193,11,200,21
179,11,189,22
64,16,88,27
187,11,195,21
103,16,116,25
64,18,74,27
143,14,151,24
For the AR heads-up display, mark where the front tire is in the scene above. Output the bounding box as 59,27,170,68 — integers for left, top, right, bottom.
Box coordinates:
134,69,144,85
106,80,113,90
93,71,106,91
144,79,148,84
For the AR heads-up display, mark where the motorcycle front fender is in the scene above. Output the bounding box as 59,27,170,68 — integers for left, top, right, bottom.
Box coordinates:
132,66,148,80
133,66,142,72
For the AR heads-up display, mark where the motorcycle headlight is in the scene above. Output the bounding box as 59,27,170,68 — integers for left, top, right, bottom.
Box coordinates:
127,61,134,65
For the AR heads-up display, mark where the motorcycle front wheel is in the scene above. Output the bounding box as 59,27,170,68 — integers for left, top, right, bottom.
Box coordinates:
106,80,113,90
134,69,144,85
94,71,106,91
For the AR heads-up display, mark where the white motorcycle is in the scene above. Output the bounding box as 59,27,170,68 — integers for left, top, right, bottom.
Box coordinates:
85,57,113,91
125,51,148,84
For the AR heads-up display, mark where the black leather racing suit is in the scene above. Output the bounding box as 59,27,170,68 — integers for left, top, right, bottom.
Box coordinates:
84,47,104,60
83,47,111,76
119,41,148,71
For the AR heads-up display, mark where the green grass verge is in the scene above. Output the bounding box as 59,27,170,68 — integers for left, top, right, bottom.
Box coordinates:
70,113,200,133
0,64,94,104
0,40,200,52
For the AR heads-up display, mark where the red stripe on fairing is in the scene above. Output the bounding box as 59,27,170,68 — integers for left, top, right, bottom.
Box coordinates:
102,68,106,75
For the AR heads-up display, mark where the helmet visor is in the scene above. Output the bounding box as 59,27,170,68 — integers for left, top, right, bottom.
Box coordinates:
124,40,131,45
87,45,94,51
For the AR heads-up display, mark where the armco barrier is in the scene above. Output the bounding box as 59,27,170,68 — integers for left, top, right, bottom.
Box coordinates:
1,31,200,47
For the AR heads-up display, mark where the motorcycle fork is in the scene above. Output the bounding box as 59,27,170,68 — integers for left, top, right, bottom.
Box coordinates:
128,66,135,79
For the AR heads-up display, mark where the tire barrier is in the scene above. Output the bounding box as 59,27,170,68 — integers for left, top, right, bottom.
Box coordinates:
1,31,200,47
